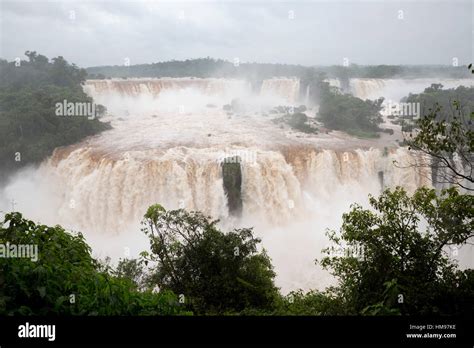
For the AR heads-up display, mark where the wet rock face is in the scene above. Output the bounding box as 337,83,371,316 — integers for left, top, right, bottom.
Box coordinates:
222,156,243,217
378,170,384,191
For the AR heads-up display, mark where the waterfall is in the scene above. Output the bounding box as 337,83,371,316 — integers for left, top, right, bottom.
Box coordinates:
260,78,300,104
84,78,251,99
0,77,449,293
11,145,427,234
349,78,474,101
304,85,310,106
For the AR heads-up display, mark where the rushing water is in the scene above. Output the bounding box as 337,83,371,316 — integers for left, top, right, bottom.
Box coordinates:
2,77,470,292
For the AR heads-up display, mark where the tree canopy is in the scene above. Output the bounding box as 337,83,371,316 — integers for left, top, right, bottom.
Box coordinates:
140,204,279,314
320,187,474,315
0,52,110,182
403,83,474,190
317,79,384,138
0,212,188,315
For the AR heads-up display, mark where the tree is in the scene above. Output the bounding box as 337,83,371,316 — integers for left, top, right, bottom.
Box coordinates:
320,187,474,315
406,103,473,190
318,86,384,138
114,258,148,291
0,212,187,315
140,204,279,314
0,52,110,181
404,68,474,191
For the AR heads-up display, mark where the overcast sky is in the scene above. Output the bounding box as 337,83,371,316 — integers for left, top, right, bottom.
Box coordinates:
0,0,472,68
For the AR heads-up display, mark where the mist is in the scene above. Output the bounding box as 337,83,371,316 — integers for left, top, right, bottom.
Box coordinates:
4,77,472,293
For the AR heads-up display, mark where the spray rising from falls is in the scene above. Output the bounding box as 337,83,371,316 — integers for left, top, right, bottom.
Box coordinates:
1,77,439,292
34,145,429,234
84,77,301,115
85,78,249,97
259,78,300,104
333,78,474,101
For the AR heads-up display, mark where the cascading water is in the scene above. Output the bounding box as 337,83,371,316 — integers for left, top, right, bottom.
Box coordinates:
347,78,474,101
16,144,428,234
260,78,300,104
1,77,459,292
304,85,310,106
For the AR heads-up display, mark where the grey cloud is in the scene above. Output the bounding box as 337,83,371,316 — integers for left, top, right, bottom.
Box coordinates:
0,0,472,67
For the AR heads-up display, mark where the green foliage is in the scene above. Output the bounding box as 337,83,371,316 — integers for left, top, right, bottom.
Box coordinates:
404,84,474,189
273,290,346,316
270,105,318,134
318,82,383,136
2,195,472,316
404,84,474,117
0,52,110,181
114,258,149,291
320,187,474,315
323,64,472,79
234,290,346,316
87,58,312,80
141,205,279,314
360,279,402,315
272,112,318,134
0,51,86,89
87,59,473,80
0,212,188,315
409,104,472,156
346,128,380,139
287,113,318,133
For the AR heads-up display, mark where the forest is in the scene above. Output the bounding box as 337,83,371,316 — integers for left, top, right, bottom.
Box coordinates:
2,185,473,316
87,58,472,80
0,52,110,182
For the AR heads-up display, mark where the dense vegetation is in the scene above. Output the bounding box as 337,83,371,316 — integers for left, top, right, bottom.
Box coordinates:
0,52,110,182
321,187,474,315
139,205,279,314
317,79,384,138
265,78,385,138
322,64,472,80
0,212,188,315
270,106,319,134
2,182,472,316
401,84,474,190
87,58,311,81
87,58,472,80
403,84,474,120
